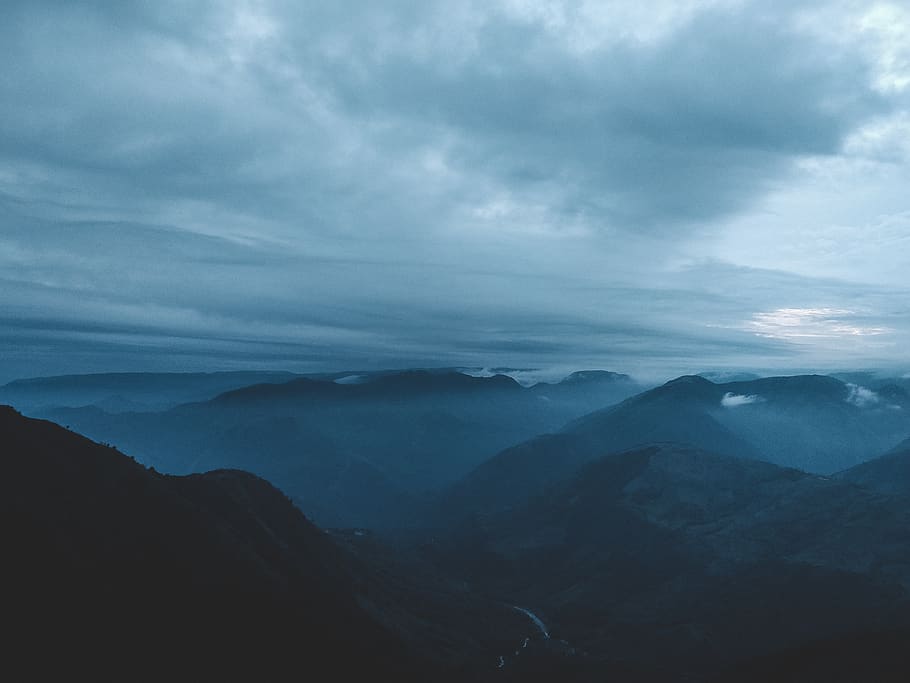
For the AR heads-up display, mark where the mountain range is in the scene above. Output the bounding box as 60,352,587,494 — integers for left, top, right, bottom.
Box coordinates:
426,442,910,680
447,373,910,518
17,369,642,527
8,367,910,681
1,405,554,681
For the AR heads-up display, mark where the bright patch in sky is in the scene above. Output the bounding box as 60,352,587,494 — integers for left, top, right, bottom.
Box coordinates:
859,3,910,93
746,309,892,341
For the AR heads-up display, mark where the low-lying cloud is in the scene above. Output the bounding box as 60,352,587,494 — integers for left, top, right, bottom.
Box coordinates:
721,392,763,408
845,383,881,408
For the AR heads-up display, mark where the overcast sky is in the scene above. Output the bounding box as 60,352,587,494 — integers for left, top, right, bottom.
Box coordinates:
2,0,910,383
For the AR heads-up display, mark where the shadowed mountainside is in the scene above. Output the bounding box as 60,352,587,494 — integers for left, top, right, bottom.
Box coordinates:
447,374,910,517
426,443,910,681
837,437,910,496
7,370,910,681
0,370,302,412
0,405,461,681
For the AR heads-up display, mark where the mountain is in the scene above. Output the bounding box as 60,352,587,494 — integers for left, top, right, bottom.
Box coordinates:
0,405,440,681
448,376,756,514
29,369,643,528
836,437,910,495
525,371,642,423
711,375,910,471
830,371,910,394
2,405,571,681
213,368,524,404
529,369,637,395
697,370,763,383
604,374,910,474
448,374,910,517
9,364,910,682
0,370,301,412
426,443,910,681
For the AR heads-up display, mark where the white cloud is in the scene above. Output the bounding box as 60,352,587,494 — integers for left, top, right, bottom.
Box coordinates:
858,3,910,93
844,113,910,162
746,308,891,341
845,383,881,408
721,392,762,407
334,374,367,384
499,0,746,51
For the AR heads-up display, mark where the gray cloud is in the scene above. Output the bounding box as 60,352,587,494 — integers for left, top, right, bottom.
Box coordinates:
311,1,883,227
0,1,908,382
0,1,887,229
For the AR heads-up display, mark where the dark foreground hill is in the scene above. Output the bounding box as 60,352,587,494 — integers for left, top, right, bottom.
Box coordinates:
0,405,436,682
426,443,910,681
715,628,910,683
7,402,910,682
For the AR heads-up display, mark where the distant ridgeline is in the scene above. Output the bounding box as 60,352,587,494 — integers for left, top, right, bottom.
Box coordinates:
3,368,642,528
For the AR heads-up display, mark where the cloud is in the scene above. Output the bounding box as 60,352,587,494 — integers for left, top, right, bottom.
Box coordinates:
845,383,881,408
0,0,890,236
721,392,763,407
746,308,892,341
302,1,886,231
844,113,910,162
334,375,368,385
857,3,910,94
0,2,909,381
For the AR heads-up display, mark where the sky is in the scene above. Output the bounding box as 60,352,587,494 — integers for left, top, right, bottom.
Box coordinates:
2,0,910,383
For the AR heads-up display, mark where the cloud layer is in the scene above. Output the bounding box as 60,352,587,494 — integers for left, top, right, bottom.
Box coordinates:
1,1,909,381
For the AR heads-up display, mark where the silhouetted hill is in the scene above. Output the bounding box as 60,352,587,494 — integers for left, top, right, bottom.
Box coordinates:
0,405,432,682
215,369,522,403
365,369,522,395
558,370,631,384
697,370,763,383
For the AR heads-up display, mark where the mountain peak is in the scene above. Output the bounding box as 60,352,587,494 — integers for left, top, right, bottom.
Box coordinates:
560,370,632,385
665,374,716,387
635,374,720,404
